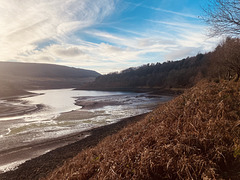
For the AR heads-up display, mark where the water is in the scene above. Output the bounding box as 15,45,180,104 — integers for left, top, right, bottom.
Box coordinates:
0,89,172,172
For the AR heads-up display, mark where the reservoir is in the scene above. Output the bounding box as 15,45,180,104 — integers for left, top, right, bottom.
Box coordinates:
0,89,172,172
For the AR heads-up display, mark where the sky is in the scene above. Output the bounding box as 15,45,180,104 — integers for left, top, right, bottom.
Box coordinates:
0,0,220,74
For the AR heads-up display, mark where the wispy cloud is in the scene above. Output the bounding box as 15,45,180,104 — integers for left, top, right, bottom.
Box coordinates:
147,20,204,30
14,23,218,74
0,0,116,62
0,0,220,74
20,23,217,74
143,6,198,19
125,2,197,19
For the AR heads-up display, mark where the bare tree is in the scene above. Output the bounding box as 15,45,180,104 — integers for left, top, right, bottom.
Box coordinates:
203,0,240,36
212,37,240,81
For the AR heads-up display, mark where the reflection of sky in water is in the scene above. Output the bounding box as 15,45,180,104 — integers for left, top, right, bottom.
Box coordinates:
0,89,171,152
0,89,129,122
23,89,129,121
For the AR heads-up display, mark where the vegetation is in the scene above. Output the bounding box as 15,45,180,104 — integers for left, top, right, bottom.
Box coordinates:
88,53,210,90
210,37,240,81
46,80,240,179
3,1,240,178
203,0,240,36
21,1,240,178
44,36,240,179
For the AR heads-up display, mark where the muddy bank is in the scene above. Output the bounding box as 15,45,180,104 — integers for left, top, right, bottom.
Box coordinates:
0,104,44,118
75,99,123,110
76,86,184,96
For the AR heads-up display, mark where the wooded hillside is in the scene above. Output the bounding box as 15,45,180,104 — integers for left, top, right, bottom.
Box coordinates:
91,53,209,89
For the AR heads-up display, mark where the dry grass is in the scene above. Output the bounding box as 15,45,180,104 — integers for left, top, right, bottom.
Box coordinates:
46,80,240,180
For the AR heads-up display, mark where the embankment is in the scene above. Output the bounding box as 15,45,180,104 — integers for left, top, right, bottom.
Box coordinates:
47,80,240,179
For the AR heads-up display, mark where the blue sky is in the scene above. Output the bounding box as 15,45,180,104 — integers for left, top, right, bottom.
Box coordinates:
0,0,220,74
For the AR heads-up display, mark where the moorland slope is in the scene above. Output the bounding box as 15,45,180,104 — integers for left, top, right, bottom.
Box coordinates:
46,80,240,179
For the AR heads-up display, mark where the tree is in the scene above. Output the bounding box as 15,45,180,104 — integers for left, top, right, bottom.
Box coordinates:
223,38,240,81
203,0,240,36
212,37,240,81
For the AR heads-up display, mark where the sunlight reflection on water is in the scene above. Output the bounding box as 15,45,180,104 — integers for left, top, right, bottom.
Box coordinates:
0,89,170,152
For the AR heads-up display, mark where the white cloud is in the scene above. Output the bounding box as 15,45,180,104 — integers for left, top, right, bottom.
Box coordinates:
164,47,202,60
147,20,204,30
0,0,116,61
0,0,220,74
51,46,85,57
17,22,218,74
145,7,197,19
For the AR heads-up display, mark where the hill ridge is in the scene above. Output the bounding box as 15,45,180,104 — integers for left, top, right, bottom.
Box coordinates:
0,61,100,98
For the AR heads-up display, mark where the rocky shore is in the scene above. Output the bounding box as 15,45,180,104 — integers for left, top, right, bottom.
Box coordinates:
0,113,147,180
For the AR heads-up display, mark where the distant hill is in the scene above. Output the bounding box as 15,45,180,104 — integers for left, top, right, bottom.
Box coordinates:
0,62,100,78
85,53,210,93
0,62,100,98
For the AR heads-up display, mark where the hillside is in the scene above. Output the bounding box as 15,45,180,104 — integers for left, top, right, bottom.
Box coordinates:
0,62,100,79
46,80,240,179
85,37,240,94
0,62,100,98
86,53,210,92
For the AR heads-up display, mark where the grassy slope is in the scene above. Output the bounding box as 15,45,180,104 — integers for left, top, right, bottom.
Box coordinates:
46,80,240,179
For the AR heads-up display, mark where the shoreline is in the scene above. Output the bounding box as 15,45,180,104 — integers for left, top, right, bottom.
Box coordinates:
0,104,45,119
75,86,184,96
0,113,148,180
0,93,45,119
0,89,172,179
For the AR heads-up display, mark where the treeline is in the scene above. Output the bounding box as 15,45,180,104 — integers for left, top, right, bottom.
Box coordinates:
87,37,240,90
89,53,210,89
209,37,240,81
